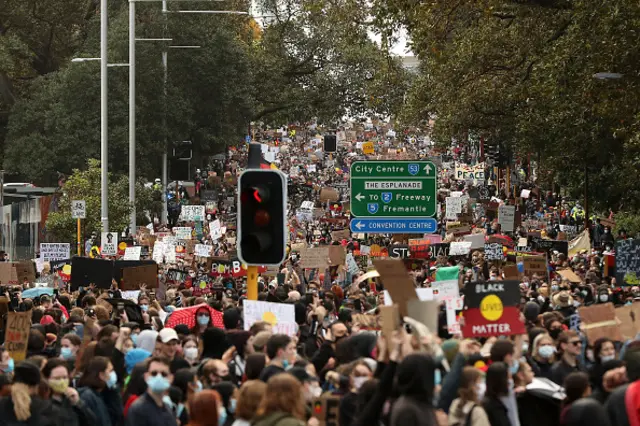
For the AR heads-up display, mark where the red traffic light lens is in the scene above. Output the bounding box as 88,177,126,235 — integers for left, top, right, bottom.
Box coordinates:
255,209,270,227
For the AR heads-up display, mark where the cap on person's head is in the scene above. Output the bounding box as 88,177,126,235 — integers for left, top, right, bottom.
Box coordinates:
288,367,318,384
158,328,179,343
13,362,41,386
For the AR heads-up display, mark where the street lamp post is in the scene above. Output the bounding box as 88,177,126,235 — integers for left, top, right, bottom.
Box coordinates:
100,0,109,232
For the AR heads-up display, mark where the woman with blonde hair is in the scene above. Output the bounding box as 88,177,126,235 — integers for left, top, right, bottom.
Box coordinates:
231,380,267,426
448,367,491,426
0,361,60,425
530,333,556,380
252,373,306,426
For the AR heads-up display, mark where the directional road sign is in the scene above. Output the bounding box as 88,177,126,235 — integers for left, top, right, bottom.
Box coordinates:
350,217,438,234
350,161,437,218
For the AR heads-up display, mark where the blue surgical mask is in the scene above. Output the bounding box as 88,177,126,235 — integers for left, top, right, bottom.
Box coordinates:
229,399,237,414
131,334,138,346
106,371,118,389
282,360,289,369
601,354,616,363
510,359,520,375
4,358,14,374
141,305,149,312
197,315,210,326
218,407,227,425
434,369,442,386
60,347,74,360
195,380,203,393
538,345,556,359
147,374,171,394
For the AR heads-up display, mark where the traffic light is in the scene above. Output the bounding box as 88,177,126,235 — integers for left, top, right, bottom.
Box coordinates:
238,170,287,265
324,135,337,152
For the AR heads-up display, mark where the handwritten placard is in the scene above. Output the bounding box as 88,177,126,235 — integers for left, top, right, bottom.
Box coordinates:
40,243,70,262
5,311,31,362
243,300,296,336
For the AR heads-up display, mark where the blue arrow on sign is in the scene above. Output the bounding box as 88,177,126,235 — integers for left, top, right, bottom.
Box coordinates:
350,217,438,234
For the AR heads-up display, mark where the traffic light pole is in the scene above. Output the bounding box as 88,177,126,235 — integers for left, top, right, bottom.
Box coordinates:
246,143,262,300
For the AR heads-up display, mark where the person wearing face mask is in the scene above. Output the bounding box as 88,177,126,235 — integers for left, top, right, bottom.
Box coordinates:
529,334,556,380
77,356,123,426
448,366,491,426
191,307,214,339
138,295,151,313
211,382,238,426
59,334,82,367
43,359,97,426
182,336,200,366
339,361,373,426
0,348,15,376
259,334,297,382
125,357,177,426
551,331,586,386
311,322,349,380
588,338,617,394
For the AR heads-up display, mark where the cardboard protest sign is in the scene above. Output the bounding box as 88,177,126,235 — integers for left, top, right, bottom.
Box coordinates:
4,310,31,362
523,256,547,277
311,395,340,426
578,303,623,343
556,268,582,284
101,232,118,256
374,259,418,317
14,261,36,285
174,227,193,240
243,300,296,336
463,233,485,250
299,247,330,269
498,206,516,232
568,230,590,257
40,243,70,262
379,305,400,338
328,245,346,266
462,280,525,337
616,239,640,285
616,304,640,341
407,299,439,335
330,229,350,241
122,264,159,290
319,188,339,202
502,265,520,280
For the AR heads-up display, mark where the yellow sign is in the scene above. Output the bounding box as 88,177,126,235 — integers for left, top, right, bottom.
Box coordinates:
362,141,374,155
480,294,503,321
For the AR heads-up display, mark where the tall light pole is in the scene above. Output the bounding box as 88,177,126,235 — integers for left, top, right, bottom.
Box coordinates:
129,0,136,236
100,0,109,232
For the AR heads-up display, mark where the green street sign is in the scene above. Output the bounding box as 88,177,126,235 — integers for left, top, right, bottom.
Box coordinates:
350,161,437,217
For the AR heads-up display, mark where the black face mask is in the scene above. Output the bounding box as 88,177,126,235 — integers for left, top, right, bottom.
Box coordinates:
549,328,562,340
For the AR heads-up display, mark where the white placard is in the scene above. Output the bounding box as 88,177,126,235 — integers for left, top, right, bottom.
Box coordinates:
360,245,371,255
432,280,459,301
308,164,317,173
520,189,531,199
243,300,296,336
39,243,70,262
121,290,141,302
71,200,86,219
101,232,118,256
195,244,212,257
179,205,205,221
264,152,276,163
384,288,434,305
174,227,192,240
498,205,516,232
124,246,142,261
152,241,165,263
445,197,463,220
449,241,472,256
209,220,222,240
